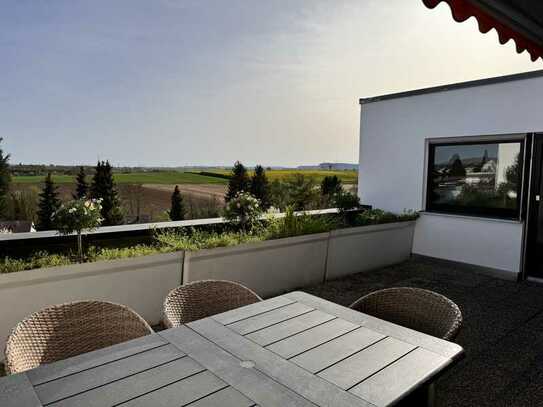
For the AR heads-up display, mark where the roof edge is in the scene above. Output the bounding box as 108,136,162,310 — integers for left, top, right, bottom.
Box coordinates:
359,69,543,104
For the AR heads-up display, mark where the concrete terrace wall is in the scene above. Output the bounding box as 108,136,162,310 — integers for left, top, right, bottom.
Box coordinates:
359,73,543,275
0,252,183,359
183,233,330,298
0,221,415,358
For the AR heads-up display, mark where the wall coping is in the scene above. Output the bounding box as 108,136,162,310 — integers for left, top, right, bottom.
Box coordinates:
0,251,184,290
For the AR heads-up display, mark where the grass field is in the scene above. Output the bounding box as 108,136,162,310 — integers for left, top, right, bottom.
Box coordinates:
12,171,229,185
194,169,358,184
12,170,358,185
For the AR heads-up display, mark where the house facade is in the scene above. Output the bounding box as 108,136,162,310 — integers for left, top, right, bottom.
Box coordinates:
358,70,543,281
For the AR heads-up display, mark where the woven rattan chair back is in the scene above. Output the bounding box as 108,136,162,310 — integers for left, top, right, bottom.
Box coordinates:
5,300,153,375
350,287,462,341
163,280,262,328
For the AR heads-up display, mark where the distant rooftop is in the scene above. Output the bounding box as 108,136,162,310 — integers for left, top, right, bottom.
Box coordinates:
359,69,543,104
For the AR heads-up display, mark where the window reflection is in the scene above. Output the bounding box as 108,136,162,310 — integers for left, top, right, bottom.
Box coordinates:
427,140,523,218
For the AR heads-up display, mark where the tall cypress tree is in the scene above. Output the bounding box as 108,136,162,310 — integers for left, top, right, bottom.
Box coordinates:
320,175,342,197
225,161,249,202
0,138,11,219
90,161,123,225
250,165,270,209
169,185,185,221
36,173,61,231
73,166,88,199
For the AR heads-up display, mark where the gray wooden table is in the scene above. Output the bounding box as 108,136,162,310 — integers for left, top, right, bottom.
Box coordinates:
0,291,463,407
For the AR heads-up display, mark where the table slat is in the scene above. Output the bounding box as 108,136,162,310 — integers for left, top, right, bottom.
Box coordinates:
118,370,227,407
227,302,314,335
266,318,359,359
318,337,416,390
189,317,375,407
246,310,336,346
350,348,450,407
187,387,256,407
27,334,168,386
160,325,316,407
48,357,204,407
0,373,42,407
290,327,385,374
285,291,463,359
36,344,183,405
213,296,295,325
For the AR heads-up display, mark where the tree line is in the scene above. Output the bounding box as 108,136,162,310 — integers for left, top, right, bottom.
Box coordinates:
0,136,357,231
35,162,123,230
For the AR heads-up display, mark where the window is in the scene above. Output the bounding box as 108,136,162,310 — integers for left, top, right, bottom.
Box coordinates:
426,138,524,219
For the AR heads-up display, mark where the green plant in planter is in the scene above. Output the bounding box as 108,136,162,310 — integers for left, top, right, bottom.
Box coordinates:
223,192,263,231
266,206,338,239
353,209,419,226
334,190,361,224
53,198,103,261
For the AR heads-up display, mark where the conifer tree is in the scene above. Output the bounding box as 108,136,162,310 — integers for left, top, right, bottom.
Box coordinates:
36,173,61,231
169,185,185,221
0,138,11,219
250,165,270,209
320,175,342,197
90,161,123,225
73,166,88,199
225,161,249,202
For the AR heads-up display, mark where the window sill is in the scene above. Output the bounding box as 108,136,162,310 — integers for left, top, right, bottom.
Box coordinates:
419,211,524,225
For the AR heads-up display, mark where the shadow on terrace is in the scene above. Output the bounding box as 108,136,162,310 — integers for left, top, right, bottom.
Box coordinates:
303,256,543,407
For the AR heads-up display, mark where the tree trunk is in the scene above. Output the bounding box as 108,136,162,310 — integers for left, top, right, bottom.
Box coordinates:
77,232,83,262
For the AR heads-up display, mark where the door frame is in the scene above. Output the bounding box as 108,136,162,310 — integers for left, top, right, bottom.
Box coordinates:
523,133,543,281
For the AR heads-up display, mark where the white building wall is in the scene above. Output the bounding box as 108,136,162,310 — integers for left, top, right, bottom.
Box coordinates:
359,74,543,275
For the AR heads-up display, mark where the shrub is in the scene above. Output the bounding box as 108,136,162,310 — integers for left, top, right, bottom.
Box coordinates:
321,175,342,197
154,228,264,252
269,180,290,211
285,174,320,210
266,206,338,239
6,188,39,222
0,251,71,274
223,192,263,231
353,209,419,227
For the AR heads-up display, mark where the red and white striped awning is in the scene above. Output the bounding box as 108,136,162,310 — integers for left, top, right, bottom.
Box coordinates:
423,0,543,61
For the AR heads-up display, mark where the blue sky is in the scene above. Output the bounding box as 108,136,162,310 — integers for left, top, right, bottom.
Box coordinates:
1,0,540,167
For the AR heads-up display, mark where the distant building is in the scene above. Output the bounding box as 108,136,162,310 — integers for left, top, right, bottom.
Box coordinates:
297,163,357,171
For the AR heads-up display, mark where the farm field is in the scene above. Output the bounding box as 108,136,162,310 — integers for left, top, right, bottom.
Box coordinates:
12,169,358,185
199,169,358,184
12,171,228,185
10,169,358,223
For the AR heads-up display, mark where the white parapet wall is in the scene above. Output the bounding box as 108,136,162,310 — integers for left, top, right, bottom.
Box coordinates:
326,221,416,280
413,212,523,277
0,221,418,362
183,233,330,298
0,251,183,357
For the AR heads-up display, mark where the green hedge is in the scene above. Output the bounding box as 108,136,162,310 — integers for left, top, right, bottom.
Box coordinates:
0,210,418,273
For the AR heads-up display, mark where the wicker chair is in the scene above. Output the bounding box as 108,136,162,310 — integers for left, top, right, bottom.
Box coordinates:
163,280,262,328
5,301,153,375
350,287,462,341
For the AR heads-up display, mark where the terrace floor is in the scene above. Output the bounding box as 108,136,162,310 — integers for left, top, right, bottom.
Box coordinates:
303,256,543,407
2,257,543,406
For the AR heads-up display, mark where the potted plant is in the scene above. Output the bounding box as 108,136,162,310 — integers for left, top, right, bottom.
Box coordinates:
53,198,103,261
223,192,262,232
